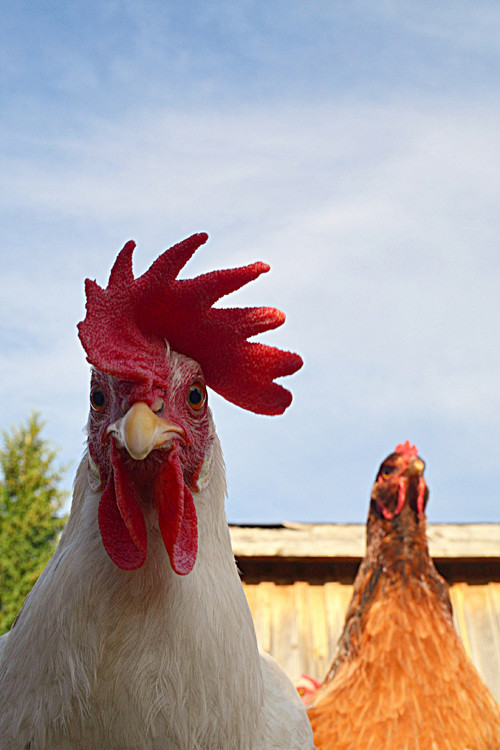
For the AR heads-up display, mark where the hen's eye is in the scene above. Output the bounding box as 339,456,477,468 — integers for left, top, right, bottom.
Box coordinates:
187,381,207,412
90,384,106,412
380,465,396,478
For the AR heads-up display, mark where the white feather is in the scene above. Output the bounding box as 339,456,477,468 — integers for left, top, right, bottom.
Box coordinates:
0,430,313,749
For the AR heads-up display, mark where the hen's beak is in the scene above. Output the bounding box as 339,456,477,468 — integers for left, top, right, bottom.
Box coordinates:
406,457,425,476
405,456,427,516
108,402,186,460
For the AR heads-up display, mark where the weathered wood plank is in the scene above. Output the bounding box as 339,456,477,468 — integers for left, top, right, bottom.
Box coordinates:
449,582,473,658
270,585,301,681
308,585,330,678
230,523,500,559
293,581,315,678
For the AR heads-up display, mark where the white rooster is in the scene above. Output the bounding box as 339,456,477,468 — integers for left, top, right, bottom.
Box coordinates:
0,233,313,750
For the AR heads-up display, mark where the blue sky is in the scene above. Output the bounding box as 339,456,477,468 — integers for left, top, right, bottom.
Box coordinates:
1,1,500,524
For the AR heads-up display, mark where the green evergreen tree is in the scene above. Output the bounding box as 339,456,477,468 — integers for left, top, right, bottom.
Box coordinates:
0,412,68,634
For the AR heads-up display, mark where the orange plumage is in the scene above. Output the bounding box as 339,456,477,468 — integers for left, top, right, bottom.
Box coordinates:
307,443,500,749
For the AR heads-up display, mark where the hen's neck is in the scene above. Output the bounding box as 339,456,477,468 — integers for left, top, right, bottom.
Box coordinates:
326,501,451,681
366,500,436,580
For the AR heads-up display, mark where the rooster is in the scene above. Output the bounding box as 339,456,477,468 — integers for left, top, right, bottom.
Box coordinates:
307,441,500,749
0,233,314,750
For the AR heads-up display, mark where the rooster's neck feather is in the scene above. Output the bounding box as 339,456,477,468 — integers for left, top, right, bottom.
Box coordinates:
0,440,267,749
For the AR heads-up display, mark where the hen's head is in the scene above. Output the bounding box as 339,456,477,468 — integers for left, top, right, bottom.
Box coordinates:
371,440,428,521
78,233,302,575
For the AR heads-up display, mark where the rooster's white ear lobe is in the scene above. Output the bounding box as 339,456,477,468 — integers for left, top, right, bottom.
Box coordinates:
87,453,102,492
194,439,215,492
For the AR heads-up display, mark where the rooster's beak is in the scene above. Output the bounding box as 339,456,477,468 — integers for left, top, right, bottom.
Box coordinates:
107,402,186,460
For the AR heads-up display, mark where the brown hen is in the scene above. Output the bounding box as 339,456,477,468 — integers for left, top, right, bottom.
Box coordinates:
307,441,500,750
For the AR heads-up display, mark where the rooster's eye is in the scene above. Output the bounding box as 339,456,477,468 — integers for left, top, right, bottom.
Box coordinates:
187,381,207,412
90,385,106,412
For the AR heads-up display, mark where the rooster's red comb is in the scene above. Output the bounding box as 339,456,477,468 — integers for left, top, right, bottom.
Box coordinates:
77,233,303,415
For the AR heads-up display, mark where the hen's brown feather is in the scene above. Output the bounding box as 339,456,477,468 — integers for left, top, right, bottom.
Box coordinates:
308,452,500,749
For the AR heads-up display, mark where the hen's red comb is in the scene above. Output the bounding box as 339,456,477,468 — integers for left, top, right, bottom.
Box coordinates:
78,233,303,415
395,441,419,460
